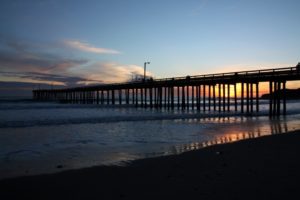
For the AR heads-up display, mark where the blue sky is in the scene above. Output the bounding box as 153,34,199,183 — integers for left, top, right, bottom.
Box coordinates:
0,0,300,95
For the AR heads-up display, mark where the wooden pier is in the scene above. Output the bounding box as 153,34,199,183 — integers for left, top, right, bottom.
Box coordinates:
33,66,300,117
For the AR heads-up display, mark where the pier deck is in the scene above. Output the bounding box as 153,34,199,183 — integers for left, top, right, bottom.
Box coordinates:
33,66,300,116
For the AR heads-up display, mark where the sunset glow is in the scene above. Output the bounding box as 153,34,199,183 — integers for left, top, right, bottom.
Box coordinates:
0,0,299,96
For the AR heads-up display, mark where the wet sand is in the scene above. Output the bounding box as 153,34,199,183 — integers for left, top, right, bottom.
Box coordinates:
1,130,300,199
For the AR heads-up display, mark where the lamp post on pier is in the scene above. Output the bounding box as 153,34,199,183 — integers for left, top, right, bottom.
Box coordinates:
144,61,150,81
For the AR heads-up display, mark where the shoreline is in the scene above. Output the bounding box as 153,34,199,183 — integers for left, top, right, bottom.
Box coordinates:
1,130,300,199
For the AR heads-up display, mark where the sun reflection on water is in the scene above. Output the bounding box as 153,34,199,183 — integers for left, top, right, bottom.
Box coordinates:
166,117,293,155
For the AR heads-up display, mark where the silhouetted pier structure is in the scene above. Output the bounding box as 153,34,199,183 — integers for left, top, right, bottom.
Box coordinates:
33,66,300,117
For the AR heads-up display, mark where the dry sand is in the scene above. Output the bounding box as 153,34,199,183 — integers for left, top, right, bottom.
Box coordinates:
1,130,300,199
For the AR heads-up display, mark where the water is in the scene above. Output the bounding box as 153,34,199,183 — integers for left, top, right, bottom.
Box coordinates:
0,99,300,180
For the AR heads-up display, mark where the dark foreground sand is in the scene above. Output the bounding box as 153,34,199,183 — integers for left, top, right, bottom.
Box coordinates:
1,130,300,200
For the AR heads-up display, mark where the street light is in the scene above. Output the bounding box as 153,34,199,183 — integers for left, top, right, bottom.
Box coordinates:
144,61,150,81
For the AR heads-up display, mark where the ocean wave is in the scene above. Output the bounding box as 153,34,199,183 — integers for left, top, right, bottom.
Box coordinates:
1,99,299,111
1,111,300,128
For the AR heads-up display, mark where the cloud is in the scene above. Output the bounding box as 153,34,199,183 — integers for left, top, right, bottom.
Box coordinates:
0,36,96,86
72,62,152,84
0,37,89,74
0,71,102,87
0,36,152,89
0,50,88,74
64,40,120,54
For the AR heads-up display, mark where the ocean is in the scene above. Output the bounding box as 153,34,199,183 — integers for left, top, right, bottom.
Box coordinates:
1,98,300,180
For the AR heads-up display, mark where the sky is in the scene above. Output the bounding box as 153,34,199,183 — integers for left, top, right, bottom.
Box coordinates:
0,0,300,96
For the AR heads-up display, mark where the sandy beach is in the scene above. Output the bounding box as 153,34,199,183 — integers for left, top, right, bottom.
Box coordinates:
1,130,300,199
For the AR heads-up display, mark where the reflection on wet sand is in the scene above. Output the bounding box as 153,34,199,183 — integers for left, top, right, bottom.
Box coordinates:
169,117,290,155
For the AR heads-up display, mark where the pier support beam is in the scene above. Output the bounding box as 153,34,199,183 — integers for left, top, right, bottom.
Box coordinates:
132,89,135,105
150,87,153,108
118,90,122,105
145,88,148,108
246,82,249,113
269,81,273,117
234,83,237,111
171,87,174,109
112,90,115,105
227,84,230,112
203,85,206,111
141,88,144,107
208,85,211,111
273,82,277,116
192,86,195,110
218,84,221,113
177,86,180,110
213,84,216,111
256,83,259,112
182,86,185,110
250,83,253,113
241,83,244,113
223,84,225,112
135,88,138,107
101,91,104,104
276,82,281,116
186,86,189,110
283,81,286,115
196,85,200,111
